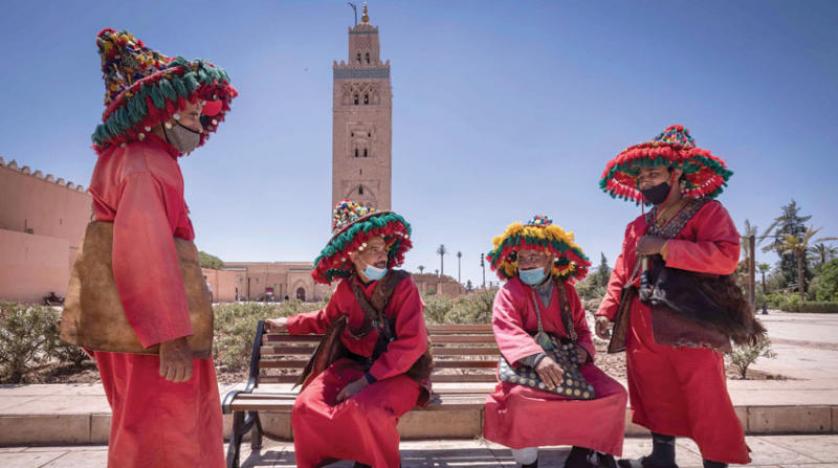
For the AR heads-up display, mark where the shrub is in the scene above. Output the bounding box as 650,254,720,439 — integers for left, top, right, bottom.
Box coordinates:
212,301,324,373
812,259,838,302
792,302,838,314
423,290,495,325
729,336,777,379
0,303,58,383
764,292,838,313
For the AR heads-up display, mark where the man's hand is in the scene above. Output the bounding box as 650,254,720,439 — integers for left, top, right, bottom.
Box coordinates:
535,356,564,390
336,377,369,402
636,235,667,256
159,337,193,383
265,317,288,333
595,316,612,340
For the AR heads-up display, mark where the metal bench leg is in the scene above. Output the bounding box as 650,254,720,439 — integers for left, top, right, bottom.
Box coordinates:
227,411,245,468
249,412,263,451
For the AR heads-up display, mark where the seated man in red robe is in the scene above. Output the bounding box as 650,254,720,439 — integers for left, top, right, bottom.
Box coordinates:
596,125,752,468
267,200,432,468
76,28,236,467
483,215,627,468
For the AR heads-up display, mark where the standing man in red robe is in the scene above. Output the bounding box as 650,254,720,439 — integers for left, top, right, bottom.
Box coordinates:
483,216,627,468
267,200,432,468
595,125,751,468
84,28,236,467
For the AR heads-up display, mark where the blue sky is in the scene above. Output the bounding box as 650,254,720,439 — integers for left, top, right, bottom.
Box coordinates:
2,1,837,286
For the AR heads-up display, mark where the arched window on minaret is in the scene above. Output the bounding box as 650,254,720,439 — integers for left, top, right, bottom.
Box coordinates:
354,148,359,158
357,53,362,63
359,186,364,195
354,94,359,105
365,52,370,64
363,148,368,157
364,94,369,105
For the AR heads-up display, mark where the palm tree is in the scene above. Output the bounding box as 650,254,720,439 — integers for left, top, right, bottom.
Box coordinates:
417,265,425,275
778,226,838,298
810,242,838,269
456,251,463,283
436,244,447,277
757,263,771,293
480,253,486,289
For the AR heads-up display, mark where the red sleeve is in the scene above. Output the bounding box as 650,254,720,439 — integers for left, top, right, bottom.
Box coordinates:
368,277,429,381
111,173,191,348
492,284,543,366
596,223,633,321
664,201,740,275
286,283,343,335
566,283,595,362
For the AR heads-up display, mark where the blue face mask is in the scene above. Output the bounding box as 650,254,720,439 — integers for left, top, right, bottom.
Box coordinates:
519,267,547,286
363,264,388,282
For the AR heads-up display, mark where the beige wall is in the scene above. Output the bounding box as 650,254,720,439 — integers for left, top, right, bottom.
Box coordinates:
222,262,330,302
0,162,90,265
0,229,71,303
202,268,246,303
414,273,467,298
0,159,91,302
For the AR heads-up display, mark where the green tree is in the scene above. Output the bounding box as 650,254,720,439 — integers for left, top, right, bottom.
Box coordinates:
198,251,224,269
594,253,611,288
776,226,837,298
757,263,771,293
763,200,811,289
812,259,838,302
811,242,838,270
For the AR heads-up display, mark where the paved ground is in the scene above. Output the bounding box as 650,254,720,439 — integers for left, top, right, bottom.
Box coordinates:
2,435,838,467
750,312,838,380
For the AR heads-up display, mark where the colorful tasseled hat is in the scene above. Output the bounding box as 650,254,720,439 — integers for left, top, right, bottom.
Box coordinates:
599,124,732,203
486,215,590,283
312,200,412,284
91,28,237,155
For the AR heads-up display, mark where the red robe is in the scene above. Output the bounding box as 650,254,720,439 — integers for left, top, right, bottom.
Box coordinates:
596,200,750,464
287,275,429,468
88,134,224,468
484,278,627,455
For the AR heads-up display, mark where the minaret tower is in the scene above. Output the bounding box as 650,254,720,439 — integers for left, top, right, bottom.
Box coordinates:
332,4,392,212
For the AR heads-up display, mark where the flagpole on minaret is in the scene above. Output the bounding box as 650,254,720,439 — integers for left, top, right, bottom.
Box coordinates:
347,2,358,25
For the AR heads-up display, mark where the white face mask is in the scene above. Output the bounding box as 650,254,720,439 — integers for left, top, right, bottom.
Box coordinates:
164,121,202,154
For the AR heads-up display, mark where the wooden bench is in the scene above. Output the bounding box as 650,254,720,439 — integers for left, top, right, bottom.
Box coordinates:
221,320,498,468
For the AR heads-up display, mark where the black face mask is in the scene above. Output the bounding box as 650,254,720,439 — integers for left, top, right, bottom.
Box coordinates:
641,181,671,205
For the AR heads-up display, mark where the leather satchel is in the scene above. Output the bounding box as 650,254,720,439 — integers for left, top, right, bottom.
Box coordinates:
296,315,349,389
60,221,214,358
606,284,636,354
296,270,434,392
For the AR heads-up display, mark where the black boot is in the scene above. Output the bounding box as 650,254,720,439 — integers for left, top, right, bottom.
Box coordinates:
617,433,678,468
703,461,727,468
566,447,618,468
522,460,538,468
352,463,372,468
566,447,592,468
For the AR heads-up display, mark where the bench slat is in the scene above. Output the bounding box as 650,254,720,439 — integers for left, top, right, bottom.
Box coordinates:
229,396,488,412
256,373,498,384
261,344,500,355
259,359,498,369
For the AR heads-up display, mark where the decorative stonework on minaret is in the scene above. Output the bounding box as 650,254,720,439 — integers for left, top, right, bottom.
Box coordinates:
332,4,392,212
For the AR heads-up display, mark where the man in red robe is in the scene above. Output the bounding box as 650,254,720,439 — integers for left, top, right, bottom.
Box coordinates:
268,200,431,468
596,125,751,468
83,28,236,467
483,216,627,468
